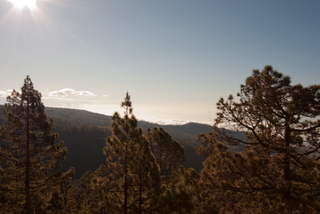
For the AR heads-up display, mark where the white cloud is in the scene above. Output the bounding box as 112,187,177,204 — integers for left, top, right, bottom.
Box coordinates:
147,118,190,125
0,89,14,97
48,88,96,97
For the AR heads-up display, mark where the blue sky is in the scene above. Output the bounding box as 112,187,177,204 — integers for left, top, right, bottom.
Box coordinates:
0,0,319,125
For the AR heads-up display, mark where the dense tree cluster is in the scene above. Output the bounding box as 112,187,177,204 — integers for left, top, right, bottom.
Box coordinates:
1,66,319,213
196,66,320,213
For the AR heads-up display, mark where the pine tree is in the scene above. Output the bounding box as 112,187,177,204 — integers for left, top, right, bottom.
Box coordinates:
159,167,200,214
147,127,185,182
76,170,94,206
47,189,65,213
130,134,161,213
66,186,78,214
0,76,74,213
79,198,91,214
104,92,161,213
196,66,320,213
91,165,117,213
0,143,17,212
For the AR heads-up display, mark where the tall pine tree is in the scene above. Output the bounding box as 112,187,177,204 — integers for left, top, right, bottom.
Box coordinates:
0,76,74,213
104,92,161,213
197,66,320,213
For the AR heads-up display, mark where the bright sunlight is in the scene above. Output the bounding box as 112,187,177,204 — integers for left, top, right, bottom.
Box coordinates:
7,0,37,10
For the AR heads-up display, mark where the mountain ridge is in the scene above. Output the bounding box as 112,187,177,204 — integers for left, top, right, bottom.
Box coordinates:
0,105,208,179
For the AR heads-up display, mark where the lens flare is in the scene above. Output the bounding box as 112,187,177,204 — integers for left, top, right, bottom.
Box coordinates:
7,0,37,10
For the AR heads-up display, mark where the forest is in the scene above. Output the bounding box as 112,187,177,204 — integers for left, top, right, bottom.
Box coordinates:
0,65,320,213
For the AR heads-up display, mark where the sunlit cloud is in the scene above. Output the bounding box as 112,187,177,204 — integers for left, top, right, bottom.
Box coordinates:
0,89,14,97
48,88,96,97
148,119,190,125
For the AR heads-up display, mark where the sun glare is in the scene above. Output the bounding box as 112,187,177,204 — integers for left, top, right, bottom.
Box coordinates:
7,0,37,10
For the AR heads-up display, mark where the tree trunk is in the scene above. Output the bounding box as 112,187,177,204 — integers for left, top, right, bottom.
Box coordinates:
124,147,128,214
283,122,292,201
25,96,31,214
139,173,142,214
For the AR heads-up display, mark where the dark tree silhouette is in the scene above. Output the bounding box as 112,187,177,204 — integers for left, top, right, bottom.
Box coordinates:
197,66,320,213
104,92,161,213
0,76,74,213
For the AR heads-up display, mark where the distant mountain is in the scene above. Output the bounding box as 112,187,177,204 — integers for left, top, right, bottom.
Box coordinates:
45,107,113,128
0,105,210,179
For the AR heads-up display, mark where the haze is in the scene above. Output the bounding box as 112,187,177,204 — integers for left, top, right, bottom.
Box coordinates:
0,0,319,125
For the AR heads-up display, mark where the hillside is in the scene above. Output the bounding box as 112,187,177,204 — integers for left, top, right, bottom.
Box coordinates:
0,105,208,179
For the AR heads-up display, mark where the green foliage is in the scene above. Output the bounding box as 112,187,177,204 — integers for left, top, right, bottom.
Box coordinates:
196,66,320,213
91,165,119,213
160,167,200,214
66,187,78,214
47,190,65,213
79,198,91,214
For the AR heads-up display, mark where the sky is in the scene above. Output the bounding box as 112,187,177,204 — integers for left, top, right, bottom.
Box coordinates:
0,0,319,125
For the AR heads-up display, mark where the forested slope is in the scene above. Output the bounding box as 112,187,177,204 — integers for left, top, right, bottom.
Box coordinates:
0,105,207,179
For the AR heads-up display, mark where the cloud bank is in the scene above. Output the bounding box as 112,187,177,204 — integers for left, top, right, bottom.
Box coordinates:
48,88,96,97
0,89,14,97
